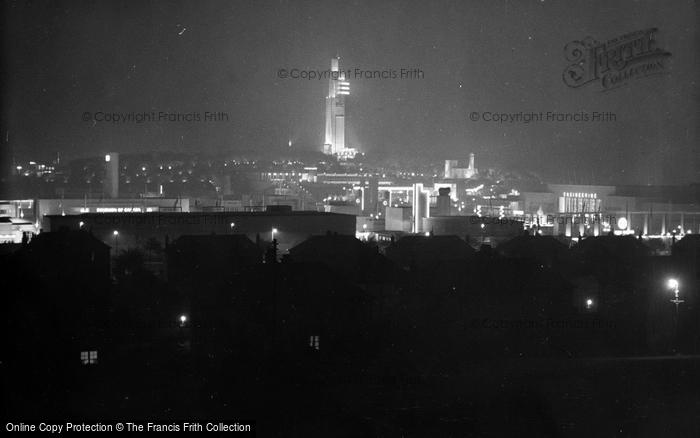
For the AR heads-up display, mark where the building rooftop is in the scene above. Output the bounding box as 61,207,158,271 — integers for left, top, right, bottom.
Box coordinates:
45,210,354,218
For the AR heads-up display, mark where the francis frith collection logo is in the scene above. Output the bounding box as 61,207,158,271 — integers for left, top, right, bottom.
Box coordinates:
562,28,671,91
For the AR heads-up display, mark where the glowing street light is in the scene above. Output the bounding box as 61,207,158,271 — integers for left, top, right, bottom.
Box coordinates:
668,278,683,353
668,278,679,291
112,230,120,254
271,227,278,241
669,278,683,314
586,298,593,310
79,221,84,228
179,314,187,327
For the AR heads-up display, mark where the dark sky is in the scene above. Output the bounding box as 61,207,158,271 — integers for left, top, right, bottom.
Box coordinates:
2,0,698,184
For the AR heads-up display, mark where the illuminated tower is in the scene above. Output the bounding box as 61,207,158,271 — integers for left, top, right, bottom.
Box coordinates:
323,56,356,159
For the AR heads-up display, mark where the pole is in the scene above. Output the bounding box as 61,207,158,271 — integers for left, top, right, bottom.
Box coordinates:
670,285,683,353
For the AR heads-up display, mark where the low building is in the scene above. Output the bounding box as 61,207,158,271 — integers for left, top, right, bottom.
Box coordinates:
385,207,413,233
5,229,111,395
46,209,356,256
518,184,700,238
288,234,394,285
0,197,191,233
422,216,524,243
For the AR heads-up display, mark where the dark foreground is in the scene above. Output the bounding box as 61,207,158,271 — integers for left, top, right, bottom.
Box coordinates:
5,355,700,437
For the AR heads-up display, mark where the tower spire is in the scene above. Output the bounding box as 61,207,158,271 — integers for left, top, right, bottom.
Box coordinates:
323,55,356,159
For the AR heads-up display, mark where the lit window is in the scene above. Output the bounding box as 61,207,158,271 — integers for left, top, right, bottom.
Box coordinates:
81,350,98,365
309,335,320,350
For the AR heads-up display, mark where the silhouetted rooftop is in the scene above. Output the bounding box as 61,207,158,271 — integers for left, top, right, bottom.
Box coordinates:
497,235,569,258
385,235,475,267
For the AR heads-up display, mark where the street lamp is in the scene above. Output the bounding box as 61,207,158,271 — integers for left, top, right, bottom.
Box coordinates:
271,228,278,241
179,314,187,327
668,278,683,353
668,278,683,315
113,230,119,254
230,222,235,233
586,298,593,310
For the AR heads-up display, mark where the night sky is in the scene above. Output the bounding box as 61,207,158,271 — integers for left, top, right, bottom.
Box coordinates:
2,0,698,185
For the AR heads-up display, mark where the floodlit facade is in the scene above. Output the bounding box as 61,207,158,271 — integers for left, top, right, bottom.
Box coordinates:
323,57,357,159
444,153,477,179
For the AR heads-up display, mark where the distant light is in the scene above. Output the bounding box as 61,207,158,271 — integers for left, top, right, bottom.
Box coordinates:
687,230,692,234
586,298,593,309
272,228,278,233
480,223,485,229
424,232,430,236
113,230,119,236
180,315,187,323
79,221,84,228
668,279,679,290
288,140,292,147
105,154,111,162
617,217,628,230
362,224,367,230
230,222,235,228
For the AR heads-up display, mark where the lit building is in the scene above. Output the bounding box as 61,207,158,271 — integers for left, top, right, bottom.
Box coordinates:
0,198,193,239
519,184,700,238
444,153,477,179
323,56,357,159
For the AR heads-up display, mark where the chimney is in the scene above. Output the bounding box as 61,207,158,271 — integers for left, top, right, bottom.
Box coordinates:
436,187,451,216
